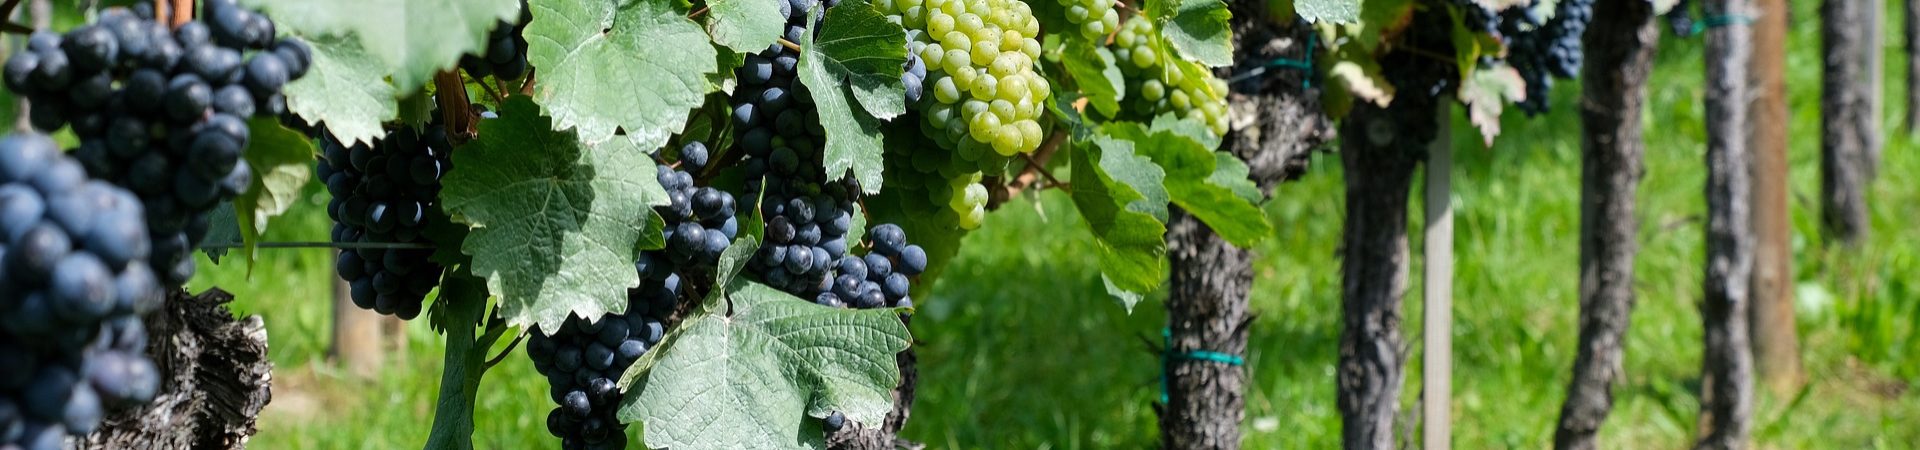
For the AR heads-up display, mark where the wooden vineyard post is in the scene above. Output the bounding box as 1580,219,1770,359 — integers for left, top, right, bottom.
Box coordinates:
331,250,387,377
1421,103,1453,450
1747,0,1805,393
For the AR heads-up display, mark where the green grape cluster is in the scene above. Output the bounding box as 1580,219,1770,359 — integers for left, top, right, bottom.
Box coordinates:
882,128,992,230
1111,16,1230,136
877,0,1052,159
1059,0,1120,41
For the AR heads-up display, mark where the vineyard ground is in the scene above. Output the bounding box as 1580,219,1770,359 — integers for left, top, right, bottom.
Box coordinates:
187,1,1918,447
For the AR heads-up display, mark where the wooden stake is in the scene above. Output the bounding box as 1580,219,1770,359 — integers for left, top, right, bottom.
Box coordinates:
1422,102,1453,450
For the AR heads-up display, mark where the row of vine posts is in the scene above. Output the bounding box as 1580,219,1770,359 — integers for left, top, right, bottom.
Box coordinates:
1314,0,1889,449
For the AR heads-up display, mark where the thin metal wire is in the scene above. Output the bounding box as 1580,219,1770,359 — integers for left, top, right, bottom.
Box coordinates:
197,241,438,250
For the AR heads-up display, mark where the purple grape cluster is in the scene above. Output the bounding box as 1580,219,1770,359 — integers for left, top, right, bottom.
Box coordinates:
2,0,311,285
0,133,162,450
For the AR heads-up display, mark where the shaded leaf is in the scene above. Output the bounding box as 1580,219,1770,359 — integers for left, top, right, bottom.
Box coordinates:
1071,135,1169,310
233,119,317,272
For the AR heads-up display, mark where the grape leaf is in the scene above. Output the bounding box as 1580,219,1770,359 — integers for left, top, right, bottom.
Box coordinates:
1060,40,1124,117
232,119,317,272
616,281,910,450
1295,0,1362,23
1157,0,1233,68
1459,64,1525,146
439,96,669,332
796,6,889,194
1104,122,1269,247
526,0,718,149
1072,136,1169,310
282,34,396,147
810,3,908,120
1209,153,1263,204
1323,56,1393,118
397,89,436,131
705,0,785,54
1353,0,1413,52
197,202,240,264
241,0,519,92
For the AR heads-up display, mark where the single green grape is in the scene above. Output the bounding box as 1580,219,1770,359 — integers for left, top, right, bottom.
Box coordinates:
1141,79,1166,101
934,77,962,104
998,75,1028,103
969,110,1000,142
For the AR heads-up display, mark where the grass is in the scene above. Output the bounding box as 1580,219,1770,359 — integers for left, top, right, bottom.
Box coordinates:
192,3,1918,448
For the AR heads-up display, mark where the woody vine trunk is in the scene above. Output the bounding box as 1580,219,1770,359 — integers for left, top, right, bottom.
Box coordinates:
1552,1,1659,449
1158,4,1329,448
1697,0,1757,447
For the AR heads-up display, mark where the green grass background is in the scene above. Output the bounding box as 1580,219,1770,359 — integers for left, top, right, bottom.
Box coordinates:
188,2,1919,448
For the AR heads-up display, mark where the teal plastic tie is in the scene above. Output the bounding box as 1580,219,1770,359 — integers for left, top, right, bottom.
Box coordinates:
1158,328,1247,403
1226,31,1317,89
1691,14,1756,34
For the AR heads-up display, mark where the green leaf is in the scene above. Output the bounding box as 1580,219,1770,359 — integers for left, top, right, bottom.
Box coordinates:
1105,122,1270,247
233,119,317,272
1071,135,1169,310
796,6,889,194
197,202,241,264
439,97,669,332
398,89,437,131
1060,41,1125,117
1458,63,1526,146
1209,152,1263,204
1353,0,1413,52
283,35,396,147
527,0,718,149
1158,0,1233,68
811,3,908,120
1323,51,1393,117
617,282,910,450
241,0,520,92
1295,0,1362,23
705,0,786,54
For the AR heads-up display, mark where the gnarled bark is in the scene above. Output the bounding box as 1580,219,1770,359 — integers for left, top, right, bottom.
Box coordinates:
1697,0,1757,447
1336,104,1422,450
83,288,273,450
1553,2,1659,449
1155,5,1330,448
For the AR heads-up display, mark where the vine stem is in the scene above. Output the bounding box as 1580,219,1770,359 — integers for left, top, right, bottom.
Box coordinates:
168,0,191,28
778,37,803,52
197,241,437,250
482,330,527,370
473,74,507,105
517,68,538,96
434,70,478,144
989,130,1069,209
688,6,708,19
0,0,28,35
